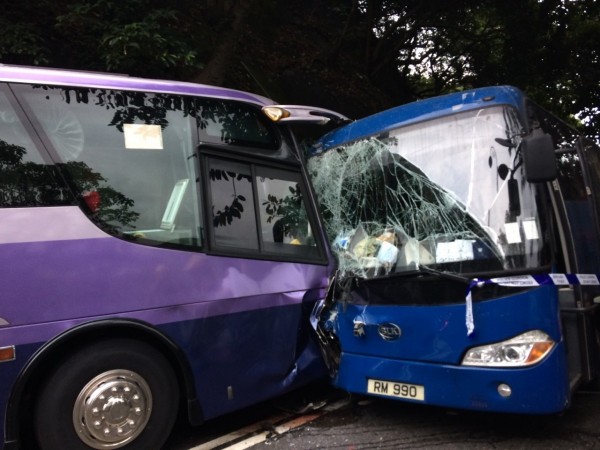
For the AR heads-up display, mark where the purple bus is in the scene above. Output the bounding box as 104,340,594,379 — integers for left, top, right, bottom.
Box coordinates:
0,65,346,450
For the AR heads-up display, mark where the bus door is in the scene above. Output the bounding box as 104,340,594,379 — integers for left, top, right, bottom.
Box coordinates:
551,139,600,386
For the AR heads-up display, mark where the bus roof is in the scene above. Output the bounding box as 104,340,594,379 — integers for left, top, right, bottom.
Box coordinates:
0,64,274,106
312,85,526,153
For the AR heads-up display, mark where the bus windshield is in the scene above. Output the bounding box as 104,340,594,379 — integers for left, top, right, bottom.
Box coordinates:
308,105,550,278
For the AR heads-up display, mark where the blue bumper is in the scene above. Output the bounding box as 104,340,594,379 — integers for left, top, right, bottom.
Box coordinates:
335,341,570,414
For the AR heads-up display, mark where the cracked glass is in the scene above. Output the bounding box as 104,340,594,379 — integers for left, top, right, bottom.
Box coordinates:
308,106,549,280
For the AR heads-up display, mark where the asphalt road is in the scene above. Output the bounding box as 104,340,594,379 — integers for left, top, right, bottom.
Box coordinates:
165,383,600,449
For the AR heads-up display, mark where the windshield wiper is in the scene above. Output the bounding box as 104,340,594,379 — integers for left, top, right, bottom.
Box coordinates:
366,263,472,285
416,264,472,284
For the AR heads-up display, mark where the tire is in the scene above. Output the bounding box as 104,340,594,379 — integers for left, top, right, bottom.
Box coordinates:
33,338,179,450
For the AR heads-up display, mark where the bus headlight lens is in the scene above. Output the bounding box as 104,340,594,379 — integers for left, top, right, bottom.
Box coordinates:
461,330,555,367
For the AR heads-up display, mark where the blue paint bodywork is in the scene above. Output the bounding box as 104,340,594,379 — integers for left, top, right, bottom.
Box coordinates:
324,284,569,413
313,86,526,153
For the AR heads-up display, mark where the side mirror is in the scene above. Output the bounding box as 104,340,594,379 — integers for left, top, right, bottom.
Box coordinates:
521,132,557,182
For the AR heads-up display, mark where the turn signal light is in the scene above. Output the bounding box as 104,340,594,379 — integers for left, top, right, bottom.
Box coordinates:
262,106,291,122
0,346,15,362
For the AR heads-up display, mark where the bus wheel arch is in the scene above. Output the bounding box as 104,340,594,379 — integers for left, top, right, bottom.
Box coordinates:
9,319,202,449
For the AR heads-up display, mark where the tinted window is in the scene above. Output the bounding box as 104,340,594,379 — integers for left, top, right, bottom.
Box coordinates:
14,84,203,248
207,156,322,261
0,85,69,207
578,141,600,270
256,166,318,257
198,99,278,149
209,158,258,250
7,82,318,260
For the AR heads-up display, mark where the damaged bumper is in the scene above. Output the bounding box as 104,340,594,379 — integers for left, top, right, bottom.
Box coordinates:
310,283,571,414
334,345,570,414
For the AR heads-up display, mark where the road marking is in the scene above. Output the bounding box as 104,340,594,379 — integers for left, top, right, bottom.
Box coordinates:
188,398,349,450
187,412,292,450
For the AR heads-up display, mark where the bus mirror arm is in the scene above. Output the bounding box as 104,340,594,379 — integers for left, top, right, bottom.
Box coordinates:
521,132,557,182
508,178,521,216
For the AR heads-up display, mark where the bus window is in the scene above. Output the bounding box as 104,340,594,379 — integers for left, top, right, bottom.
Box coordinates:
0,86,65,207
206,156,321,261
580,138,600,246
199,98,278,149
208,157,258,250
14,84,203,248
0,88,45,164
256,166,318,258
555,149,600,272
309,105,546,280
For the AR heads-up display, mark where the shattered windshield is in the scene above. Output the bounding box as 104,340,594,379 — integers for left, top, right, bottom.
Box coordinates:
308,106,549,279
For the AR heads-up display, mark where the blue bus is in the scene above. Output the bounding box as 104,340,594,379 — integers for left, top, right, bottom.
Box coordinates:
0,65,348,450
307,86,600,414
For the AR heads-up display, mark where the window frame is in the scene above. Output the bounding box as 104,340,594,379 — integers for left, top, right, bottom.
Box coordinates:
200,146,328,264
4,81,327,264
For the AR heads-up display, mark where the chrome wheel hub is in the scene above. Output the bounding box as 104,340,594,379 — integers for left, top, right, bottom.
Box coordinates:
73,370,152,449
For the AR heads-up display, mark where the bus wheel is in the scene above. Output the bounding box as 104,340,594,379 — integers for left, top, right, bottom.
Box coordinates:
33,338,179,450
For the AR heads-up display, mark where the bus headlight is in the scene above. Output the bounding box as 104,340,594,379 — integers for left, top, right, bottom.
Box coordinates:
461,330,555,367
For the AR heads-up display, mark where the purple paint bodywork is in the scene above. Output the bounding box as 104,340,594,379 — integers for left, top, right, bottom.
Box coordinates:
0,205,332,445
1,207,328,334
0,65,273,106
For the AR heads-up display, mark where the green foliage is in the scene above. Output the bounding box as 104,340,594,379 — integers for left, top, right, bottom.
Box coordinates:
0,21,49,65
209,169,250,228
0,141,139,228
99,11,199,73
53,0,203,77
346,0,600,138
262,184,306,239
0,0,598,140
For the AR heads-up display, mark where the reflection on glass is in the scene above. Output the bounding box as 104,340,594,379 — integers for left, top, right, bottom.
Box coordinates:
12,85,202,247
558,149,600,272
309,106,549,278
198,99,277,149
209,158,258,250
207,158,320,259
256,175,314,247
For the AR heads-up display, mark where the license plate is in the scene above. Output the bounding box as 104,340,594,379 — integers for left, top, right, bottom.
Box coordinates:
367,378,425,401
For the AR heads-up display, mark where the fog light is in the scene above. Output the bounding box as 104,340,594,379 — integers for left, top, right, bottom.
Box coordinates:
497,383,512,398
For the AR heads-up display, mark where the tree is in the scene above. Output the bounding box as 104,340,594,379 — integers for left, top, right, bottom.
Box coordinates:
0,0,598,139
